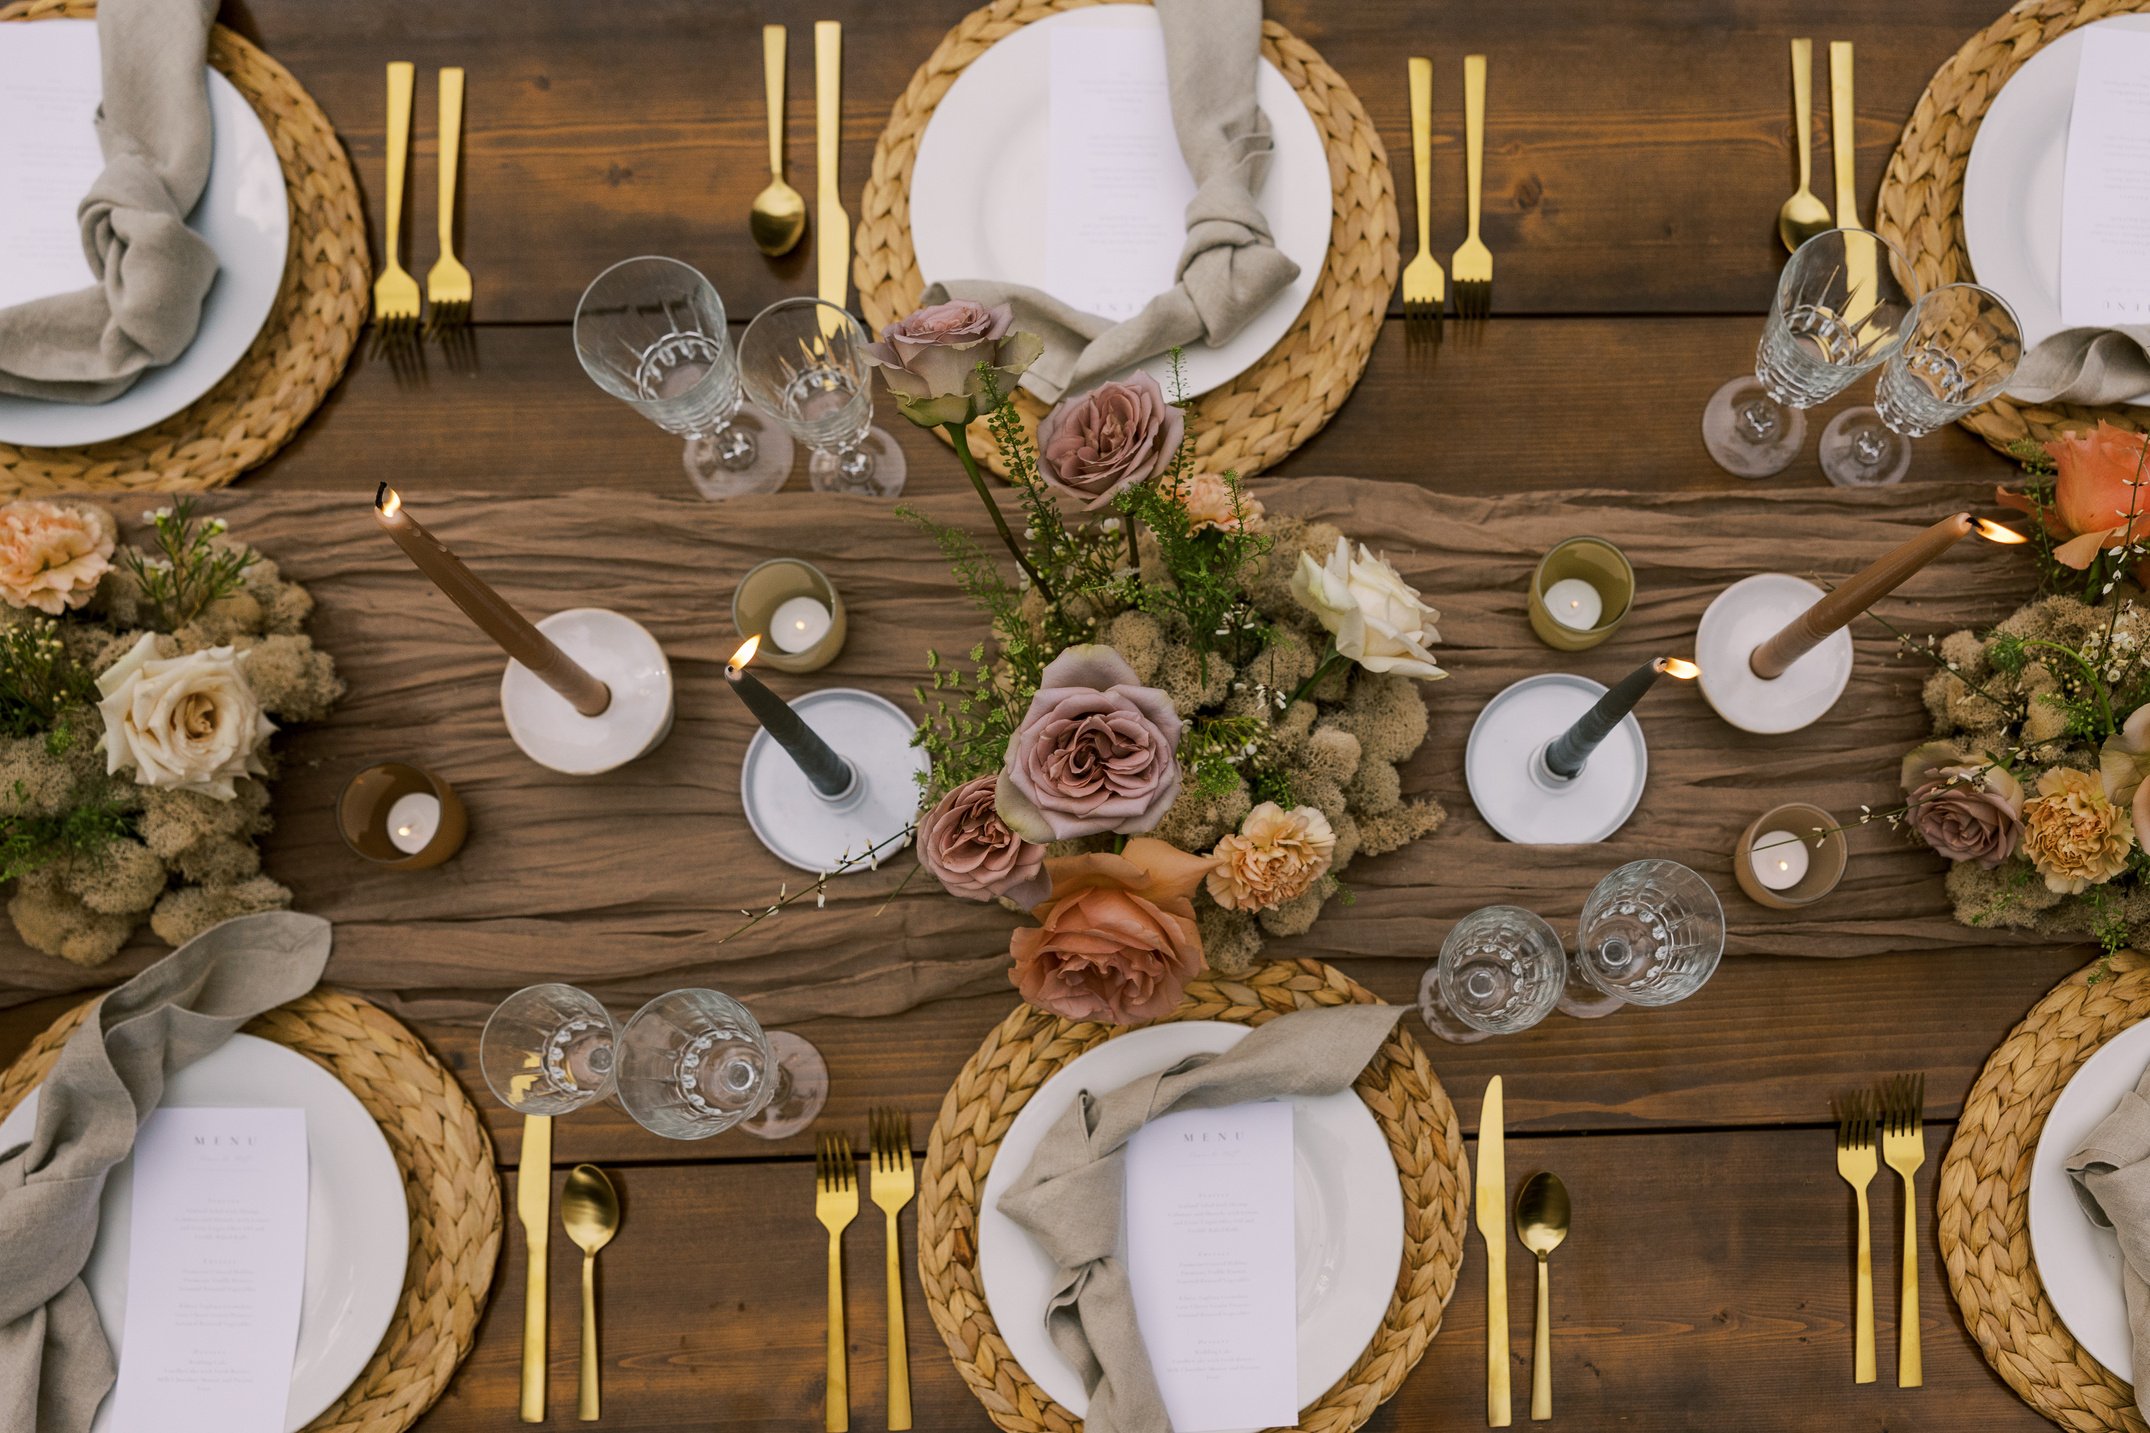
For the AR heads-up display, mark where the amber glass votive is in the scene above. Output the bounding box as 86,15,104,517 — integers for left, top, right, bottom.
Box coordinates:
338,763,469,870
1734,802,1848,910
730,558,847,673
1528,537,1635,651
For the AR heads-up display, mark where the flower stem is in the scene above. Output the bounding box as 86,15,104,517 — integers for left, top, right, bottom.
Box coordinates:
1288,643,1343,708
945,421,1056,603
1126,516,1141,578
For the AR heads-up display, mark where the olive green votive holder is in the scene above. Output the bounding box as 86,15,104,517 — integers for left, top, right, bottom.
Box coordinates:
1528,537,1635,651
1734,802,1848,910
730,558,847,673
338,763,468,870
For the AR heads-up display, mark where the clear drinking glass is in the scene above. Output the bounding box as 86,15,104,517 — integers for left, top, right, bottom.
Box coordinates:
1818,282,2023,488
479,983,620,1115
1559,859,1726,1018
1418,905,1568,1044
1702,228,1918,478
572,257,794,500
616,988,829,1140
737,297,908,497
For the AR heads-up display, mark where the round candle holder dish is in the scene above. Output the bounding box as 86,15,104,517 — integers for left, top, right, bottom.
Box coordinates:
1694,573,1853,735
740,688,929,872
337,763,469,870
730,558,848,674
500,609,675,775
1464,673,1648,845
1528,537,1634,652
1735,803,1848,910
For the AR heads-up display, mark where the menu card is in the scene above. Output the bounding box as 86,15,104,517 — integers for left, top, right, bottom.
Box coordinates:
1123,1100,1297,1432
2060,30,2150,327
0,22,107,311
106,1107,309,1433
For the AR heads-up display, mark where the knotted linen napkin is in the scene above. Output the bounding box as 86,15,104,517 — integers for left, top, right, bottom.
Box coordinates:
0,910,331,1433
921,0,1301,404
2011,326,2150,407
2068,1058,2150,1417
0,0,222,405
996,1003,1403,1433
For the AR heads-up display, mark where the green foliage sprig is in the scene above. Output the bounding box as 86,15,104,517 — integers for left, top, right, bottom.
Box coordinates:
0,791,131,885
119,499,258,632
0,620,96,738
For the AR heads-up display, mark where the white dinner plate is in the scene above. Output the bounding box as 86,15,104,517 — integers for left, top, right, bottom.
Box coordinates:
0,19,290,446
907,5,1329,400
2027,1014,2150,1381
977,1021,1405,1424
1961,14,2150,407
0,1033,410,1432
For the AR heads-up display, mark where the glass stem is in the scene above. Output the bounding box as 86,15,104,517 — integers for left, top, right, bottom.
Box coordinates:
836,443,876,484
1737,397,1781,441
708,418,758,470
944,421,1056,602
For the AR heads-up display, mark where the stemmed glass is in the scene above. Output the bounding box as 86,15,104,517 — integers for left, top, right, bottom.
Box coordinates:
1702,228,1918,478
480,983,620,1115
615,988,828,1140
572,257,793,500
1418,905,1568,1044
1818,282,2024,488
1558,860,1726,1019
738,297,908,497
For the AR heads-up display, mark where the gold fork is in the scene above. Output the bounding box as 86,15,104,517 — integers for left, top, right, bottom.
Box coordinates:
1402,57,1444,328
1451,54,1492,321
426,67,472,338
1834,1090,1877,1385
372,62,421,341
869,1109,916,1431
816,1133,858,1433
1880,1073,1925,1388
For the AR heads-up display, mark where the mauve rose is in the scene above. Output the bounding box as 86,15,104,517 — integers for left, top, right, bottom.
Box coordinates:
1900,742,2024,869
860,300,1043,427
997,645,1183,842
1035,372,1185,510
917,773,1049,906
1010,838,1214,1024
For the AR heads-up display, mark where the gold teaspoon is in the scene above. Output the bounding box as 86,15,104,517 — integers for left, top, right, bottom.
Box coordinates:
751,25,807,256
1778,38,1832,253
563,1164,621,1422
1516,1171,1571,1422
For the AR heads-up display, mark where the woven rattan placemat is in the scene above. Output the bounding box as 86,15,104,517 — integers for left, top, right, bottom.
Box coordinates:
855,0,1397,481
1939,951,2150,1432
918,959,1466,1433
0,987,500,1433
0,0,368,497
1875,0,2150,458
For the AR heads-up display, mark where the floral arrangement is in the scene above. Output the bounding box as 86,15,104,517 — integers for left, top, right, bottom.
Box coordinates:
865,301,1447,1024
0,499,341,967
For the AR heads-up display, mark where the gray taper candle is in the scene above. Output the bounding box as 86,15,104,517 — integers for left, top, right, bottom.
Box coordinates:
724,637,854,798
1543,657,1699,780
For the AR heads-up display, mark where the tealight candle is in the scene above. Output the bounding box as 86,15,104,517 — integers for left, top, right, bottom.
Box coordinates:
1528,538,1635,652
1541,578,1604,631
1748,830,1808,890
769,595,834,653
385,793,442,854
337,764,468,870
1734,803,1848,910
731,558,847,673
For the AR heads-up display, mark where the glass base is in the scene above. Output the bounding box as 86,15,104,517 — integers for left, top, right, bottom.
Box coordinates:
1416,964,1493,1045
808,426,908,497
683,410,794,499
1702,376,1806,478
1818,406,1912,488
739,1030,830,1139
1554,946,1626,1020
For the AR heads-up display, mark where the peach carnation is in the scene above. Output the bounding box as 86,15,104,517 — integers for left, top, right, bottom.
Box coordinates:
2020,766,2134,894
1205,802,1336,912
1167,471,1264,533
0,500,114,614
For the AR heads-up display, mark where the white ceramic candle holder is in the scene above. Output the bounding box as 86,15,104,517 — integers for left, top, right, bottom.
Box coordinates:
500,609,675,775
1465,674,1648,844
741,688,928,872
1694,573,1854,735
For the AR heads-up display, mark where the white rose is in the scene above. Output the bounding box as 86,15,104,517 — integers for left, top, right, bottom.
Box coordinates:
96,635,276,799
1290,537,1447,681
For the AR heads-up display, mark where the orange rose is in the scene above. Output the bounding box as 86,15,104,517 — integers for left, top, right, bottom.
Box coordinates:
1009,837,1214,1024
1998,423,2150,569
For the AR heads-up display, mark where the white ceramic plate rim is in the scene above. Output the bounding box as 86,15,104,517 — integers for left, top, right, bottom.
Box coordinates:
907,5,1329,400
977,1020,1405,1423
0,1033,410,1431
0,19,292,445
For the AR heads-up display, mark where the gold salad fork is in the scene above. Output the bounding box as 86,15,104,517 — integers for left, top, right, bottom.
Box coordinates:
1835,1091,1877,1385
1880,1073,1925,1388
426,67,472,342
870,1109,916,1431
816,1133,858,1433
1451,54,1493,320
372,63,422,346
1402,57,1444,328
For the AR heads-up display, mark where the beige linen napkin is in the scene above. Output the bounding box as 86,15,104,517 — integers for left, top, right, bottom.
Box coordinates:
922,0,1300,404
2068,1060,2150,1415
0,911,330,1433
2011,327,2150,406
997,1003,1402,1433
0,0,221,405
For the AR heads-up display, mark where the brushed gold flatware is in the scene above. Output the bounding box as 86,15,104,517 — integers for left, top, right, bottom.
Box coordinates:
753,26,807,257
816,1132,859,1433
426,67,472,336
373,63,422,341
1834,1090,1877,1385
815,20,850,331
1778,39,1832,253
1515,1171,1569,1422
1829,41,1859,230
1880,1074,1925,1388
516,1113,553,1423
1402,56,1444,328
869,1109,916,1431
1452,55,1493,321
1477,1076,1510,1427
563,1164,619,1422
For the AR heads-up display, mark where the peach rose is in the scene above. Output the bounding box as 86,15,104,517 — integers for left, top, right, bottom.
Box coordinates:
1010,837,1214,1024
1998,423,2150,569
1166,470,1264,533
0,500,115,615
917,772,1049,906
1206,802,1335,911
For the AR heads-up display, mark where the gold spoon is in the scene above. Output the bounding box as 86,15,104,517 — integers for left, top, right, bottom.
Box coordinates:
563,1164,621,1422
1516,1171,1571,1422
751,25,807,257
1778,38,1833,254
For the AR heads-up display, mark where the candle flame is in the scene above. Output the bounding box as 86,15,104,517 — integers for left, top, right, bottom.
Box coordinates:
1659,657,1701,680
375,483,402,517
1973,517,2029,545
729,634,761,670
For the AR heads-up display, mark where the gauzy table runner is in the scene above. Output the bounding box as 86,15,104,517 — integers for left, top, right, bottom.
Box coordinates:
0,480,2045,1027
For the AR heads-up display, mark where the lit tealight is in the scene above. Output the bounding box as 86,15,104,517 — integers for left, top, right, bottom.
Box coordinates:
768,595,834,653
1750,829,1809,891
1541,578,1604,631
384,793,442,855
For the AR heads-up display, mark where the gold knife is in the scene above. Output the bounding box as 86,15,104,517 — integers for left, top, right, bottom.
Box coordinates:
518,1113,553,1423
815,19,849,329
1478,1077,1511,1427
1829,41,1858,229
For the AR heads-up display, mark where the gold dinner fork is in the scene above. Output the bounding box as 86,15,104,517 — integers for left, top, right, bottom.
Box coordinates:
426,67,473,349
816,1133,858,1433
1401,57,1444,329
1834,1090,1877,1385
869,1109,916,1431
372,62,422,347
1451,54,1492,321
1880,1073,1925,1388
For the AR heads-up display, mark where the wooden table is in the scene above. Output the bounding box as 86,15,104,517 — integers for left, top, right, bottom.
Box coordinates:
0,0,2091,1428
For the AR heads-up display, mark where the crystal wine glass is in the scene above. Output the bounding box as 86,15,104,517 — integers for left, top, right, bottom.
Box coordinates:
1702,228,1918,478
616,988,828,1140
1418,905,1568,1044
1818,282,2023,488
572,257,793,500
1559,859,1726,1019
479,983,620,1115
737,297,907,497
